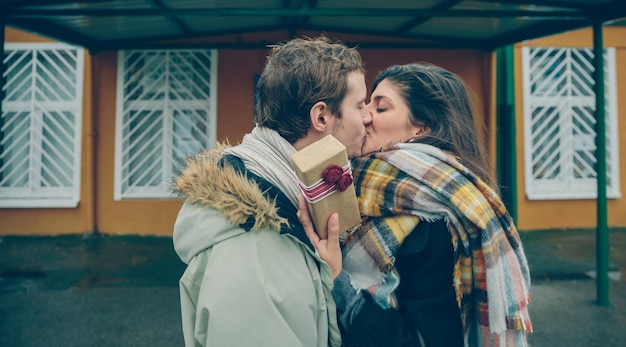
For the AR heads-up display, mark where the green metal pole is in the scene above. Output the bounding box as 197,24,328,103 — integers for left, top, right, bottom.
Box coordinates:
504,45,517,224
495,45,518,224
593,22,610,306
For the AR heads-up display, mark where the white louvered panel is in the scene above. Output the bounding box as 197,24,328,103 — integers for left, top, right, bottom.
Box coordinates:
171,103,211,169
529,104,564,180
570,49,594,97
523,46,620,200
121,109,165,194
40,109,74,187
115,49,217,200
529,48,567,97
1,43,84,208
168,51,213,100
602,51,618,190
0,111,31,188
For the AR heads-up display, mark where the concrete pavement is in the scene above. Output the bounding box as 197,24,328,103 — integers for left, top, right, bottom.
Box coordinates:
1,229,625,347
522,228,626,347
0,235,185,347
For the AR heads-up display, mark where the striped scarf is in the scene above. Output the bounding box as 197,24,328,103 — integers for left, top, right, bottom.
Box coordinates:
343,143,532,347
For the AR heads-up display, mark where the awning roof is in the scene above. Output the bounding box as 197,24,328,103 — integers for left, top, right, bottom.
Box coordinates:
2,0,626,52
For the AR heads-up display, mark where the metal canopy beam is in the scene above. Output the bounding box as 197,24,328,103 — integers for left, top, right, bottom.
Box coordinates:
82,22,489,52
8,8,587,19
393,0,463,34
146,0,193,35
485,19,588,50
3,1,625,52
483,0,594,11
6,17,96,48
1,0,110,7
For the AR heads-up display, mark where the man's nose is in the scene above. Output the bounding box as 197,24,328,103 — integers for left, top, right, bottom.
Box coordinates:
362,107,373,124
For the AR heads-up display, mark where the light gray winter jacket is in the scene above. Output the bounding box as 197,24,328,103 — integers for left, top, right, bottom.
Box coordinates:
172,146,341,347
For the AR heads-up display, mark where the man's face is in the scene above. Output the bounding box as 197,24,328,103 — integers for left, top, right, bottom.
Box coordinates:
327,72,371,158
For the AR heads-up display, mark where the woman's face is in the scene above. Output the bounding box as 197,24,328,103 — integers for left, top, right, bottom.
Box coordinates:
362,78,424,155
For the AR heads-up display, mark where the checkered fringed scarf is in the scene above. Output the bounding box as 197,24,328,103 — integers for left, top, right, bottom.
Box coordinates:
344,143,532,347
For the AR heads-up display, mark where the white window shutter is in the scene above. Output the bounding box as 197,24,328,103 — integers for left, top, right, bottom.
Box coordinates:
522,46,620,200
1,43,84,208
114,50,217,200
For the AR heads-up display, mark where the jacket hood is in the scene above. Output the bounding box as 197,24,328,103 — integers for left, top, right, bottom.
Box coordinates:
172,144,288,263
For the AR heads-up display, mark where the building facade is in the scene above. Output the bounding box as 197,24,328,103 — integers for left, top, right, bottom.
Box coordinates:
1,25,624,236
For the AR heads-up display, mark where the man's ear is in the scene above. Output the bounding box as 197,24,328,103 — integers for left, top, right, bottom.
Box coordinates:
309,101,328,132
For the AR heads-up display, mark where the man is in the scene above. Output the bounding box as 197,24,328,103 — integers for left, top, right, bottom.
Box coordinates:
172,36,371,347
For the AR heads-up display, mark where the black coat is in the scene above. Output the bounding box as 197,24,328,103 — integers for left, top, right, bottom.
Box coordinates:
339,219,464,347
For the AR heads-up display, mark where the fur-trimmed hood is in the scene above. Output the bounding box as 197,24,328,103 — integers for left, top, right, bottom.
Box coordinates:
172,144,289,263
174,144,287,231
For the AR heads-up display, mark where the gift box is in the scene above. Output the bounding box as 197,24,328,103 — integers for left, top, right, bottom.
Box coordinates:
291,135,361,238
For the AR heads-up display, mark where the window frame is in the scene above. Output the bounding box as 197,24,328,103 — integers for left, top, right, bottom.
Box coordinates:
0,42,84,208
522,46,621,200
114,49,218,200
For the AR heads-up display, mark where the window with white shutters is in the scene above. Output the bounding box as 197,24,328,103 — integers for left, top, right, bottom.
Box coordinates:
522,46,620,200
114,50,217,200
1,43,84,208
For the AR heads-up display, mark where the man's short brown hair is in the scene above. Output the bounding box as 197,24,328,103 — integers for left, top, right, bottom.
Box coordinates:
255,36,365,143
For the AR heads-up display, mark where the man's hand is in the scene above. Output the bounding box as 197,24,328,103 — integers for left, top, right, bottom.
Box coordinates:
298,195,343,279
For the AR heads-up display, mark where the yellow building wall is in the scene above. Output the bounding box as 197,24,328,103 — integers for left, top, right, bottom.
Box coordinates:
92,49,271,235
94,48,493,236
1,27,492,236
515,26,626,231
89,52,177,236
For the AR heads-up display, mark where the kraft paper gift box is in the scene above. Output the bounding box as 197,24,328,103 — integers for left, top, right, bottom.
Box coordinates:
291,134,361,239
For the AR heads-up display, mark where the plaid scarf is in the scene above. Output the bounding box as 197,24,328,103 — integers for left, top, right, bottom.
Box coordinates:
344,143,532,347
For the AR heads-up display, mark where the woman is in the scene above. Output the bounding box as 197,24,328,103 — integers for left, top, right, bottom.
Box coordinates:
299,63,532,347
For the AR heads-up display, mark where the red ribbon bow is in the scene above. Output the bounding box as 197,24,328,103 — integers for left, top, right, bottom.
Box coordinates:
298,163,354,203
322,164,353,192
